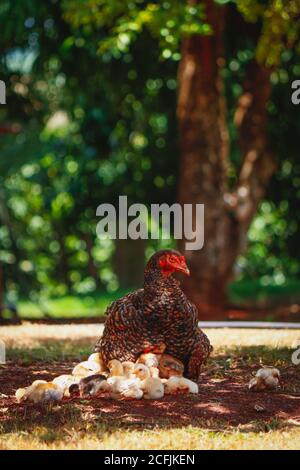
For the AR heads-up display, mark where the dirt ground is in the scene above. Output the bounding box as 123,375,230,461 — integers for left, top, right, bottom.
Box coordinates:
0,325,300,430
0,359,300,428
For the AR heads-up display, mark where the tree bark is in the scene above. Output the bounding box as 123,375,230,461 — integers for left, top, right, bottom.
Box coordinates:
177,0,276,317
0,264,3,319
113,239,145,289
82,234,103,289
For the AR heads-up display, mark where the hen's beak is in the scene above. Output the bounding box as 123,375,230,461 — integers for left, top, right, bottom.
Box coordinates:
176,260,190,276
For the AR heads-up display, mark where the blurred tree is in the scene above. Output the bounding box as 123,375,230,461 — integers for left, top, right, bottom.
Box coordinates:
0,0,299,317
62,0,300,315
0,0,179,306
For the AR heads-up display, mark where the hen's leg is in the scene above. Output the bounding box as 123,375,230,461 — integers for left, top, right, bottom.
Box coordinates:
186,331,212,381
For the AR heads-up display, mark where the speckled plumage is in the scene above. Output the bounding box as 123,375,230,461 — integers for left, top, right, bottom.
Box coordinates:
94,250,212,381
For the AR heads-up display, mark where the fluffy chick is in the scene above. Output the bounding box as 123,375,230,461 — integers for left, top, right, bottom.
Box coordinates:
164,376,199,395
106,360,143,398
15,388,29,403
248,367,280,391
137,353,161,368
141,377,164,399
133,364,164,399
149,366,160,378
52,375,80,397
15,380,63,404
107,359,124,377
72,352,104,378
107,376,143,399
16,380,47,402
120,385,143,399
133,363,151,382
78,374,109,397
158,354,184,379
122,361,135,377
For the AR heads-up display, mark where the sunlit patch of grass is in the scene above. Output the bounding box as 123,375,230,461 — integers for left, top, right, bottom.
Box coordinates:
6,344,92,364
17,291,129,319
0,418,300,450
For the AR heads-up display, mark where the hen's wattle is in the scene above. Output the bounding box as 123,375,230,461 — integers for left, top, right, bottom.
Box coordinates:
94,250,212,381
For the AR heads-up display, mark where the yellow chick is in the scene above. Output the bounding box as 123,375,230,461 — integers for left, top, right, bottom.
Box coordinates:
248,367,280,391
164,376,199,395
122,361,135,378
72,352,104,378
149,367,160,378
133,363,164,399
107,376,143,399
16,380,48,402
137,353,161,368
141,377,164,399
107,359,124,377
16,380,63,404
106,360,141,398
133,363,151,382
15,388,28,403
120,385,143,399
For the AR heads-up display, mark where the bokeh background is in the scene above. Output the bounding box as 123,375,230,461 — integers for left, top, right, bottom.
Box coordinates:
0,0,300,321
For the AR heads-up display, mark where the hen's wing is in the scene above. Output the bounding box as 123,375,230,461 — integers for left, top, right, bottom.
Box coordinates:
184,301,212,380
164,296,212,379
94,290,160,364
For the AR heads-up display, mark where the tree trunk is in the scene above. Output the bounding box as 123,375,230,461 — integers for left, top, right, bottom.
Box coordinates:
113,239,145,289
177,0,276,317
82,234,103,290
0,264,3,319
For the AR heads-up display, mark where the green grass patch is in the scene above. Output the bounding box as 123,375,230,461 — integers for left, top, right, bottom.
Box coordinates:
228,278,300,307
7,278,300,320
17,290,129,319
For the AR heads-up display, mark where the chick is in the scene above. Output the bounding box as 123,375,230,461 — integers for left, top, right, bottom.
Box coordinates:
122,361,135,378
141,377,164,399
164,376,199,395
132,363,164,399
52,375,80,397
72,352,104,378
68,383,80,397
78,374,109,397
107,376,143,399
158,354,184,379
106,360,142,398
133,363,151,382
15,380,63,404
248,367,280,391
15,387,29,403
16,379,48,402
120,384,143,399
149,366,160,378
137,353,161,368
107,359,124,377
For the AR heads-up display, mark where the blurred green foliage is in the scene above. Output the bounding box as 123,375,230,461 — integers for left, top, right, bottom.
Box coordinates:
236,0,300,65
0,0,300,313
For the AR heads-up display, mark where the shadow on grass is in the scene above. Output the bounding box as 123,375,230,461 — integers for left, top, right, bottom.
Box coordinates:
1,344,299,440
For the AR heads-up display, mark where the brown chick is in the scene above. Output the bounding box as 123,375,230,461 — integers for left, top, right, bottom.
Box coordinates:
78,374,108,398
158,354,184,379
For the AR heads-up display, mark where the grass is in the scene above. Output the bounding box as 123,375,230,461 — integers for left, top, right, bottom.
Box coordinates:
1,416,300,450
0,326,300,450
3,278,298,320
228,278,300,308
16,291,129,319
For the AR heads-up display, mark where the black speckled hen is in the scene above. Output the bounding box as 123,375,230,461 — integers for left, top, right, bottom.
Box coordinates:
94,250,212,381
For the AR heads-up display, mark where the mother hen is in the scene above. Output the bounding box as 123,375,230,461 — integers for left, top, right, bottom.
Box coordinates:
95,250,212,381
